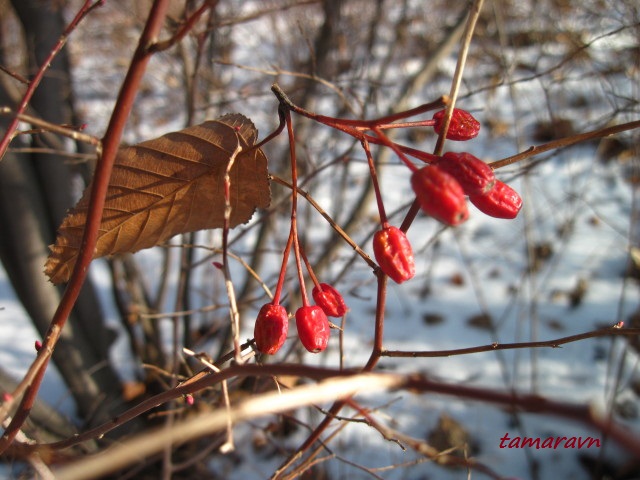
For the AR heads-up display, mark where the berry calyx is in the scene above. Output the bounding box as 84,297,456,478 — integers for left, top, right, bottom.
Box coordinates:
372,226,415,283
435,152,495,196
312,283,348,317
432,108,480,141
410,165,469,226
469,180,522,219
253,303,289,355
295,305,330,353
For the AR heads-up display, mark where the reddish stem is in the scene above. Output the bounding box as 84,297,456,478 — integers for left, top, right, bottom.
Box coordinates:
300,246,321,289
283,109,309,306
372,126,418,172
271,83,446,130
272,231,294,306
360,137,389,226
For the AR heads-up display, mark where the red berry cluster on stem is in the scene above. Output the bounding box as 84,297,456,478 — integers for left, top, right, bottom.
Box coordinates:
263,86,523,328
253,108,348,356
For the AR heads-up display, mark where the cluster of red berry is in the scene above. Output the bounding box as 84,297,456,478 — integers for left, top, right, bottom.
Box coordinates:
253,281,347,355
373,108,522,284
253,107,348,356
252,89,522,355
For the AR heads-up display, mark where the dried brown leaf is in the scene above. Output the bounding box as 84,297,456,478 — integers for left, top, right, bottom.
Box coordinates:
45,113,270,284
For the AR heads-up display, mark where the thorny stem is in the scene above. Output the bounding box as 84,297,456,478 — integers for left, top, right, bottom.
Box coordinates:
0,0,171,454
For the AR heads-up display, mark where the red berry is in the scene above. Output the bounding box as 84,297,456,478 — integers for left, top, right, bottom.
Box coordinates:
432,108,480,141
469,180,522,219
435,152,495,196
312,283,347,317
253,303,289,354
295,305,330,353
410,165,469,226
372,226,415,283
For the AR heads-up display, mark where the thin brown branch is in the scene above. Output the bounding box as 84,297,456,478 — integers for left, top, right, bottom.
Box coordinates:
490,120,640,170
344,399,503,479
270,174,376,269
0,64,29,85
382,325,639,357
149,0,218,53
433,0,484,156
0,0,103,161
0,107,100,146
38,364,640,479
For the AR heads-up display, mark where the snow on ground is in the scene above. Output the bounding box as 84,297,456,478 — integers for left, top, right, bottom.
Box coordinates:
1,1,639,479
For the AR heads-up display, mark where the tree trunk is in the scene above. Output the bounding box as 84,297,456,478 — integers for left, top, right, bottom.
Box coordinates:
0,0,126,427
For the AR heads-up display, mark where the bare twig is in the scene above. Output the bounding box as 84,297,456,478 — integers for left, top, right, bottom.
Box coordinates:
382,325,639,357
433,0,484,156
0,0,103,160
149,0,218,53
222,138,244,363
182,349,234,453
489,120,640,170
270,175,376,269
48,365,640,480
0,107,100,146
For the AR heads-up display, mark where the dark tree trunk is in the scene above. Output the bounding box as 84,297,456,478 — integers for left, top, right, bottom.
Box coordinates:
0,0,126,427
